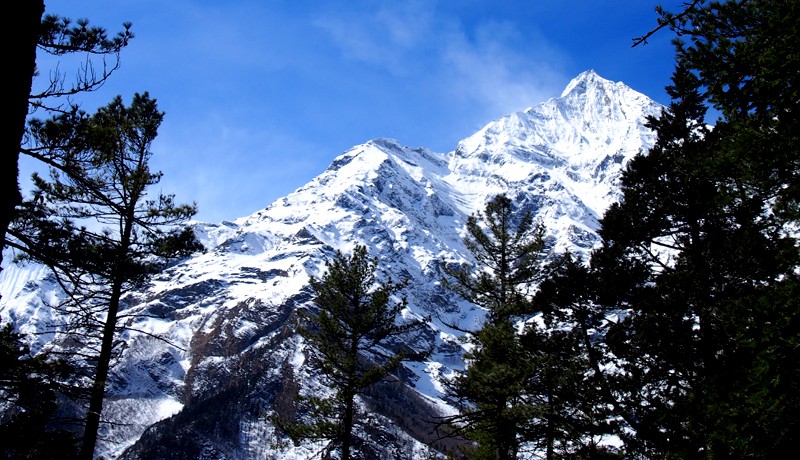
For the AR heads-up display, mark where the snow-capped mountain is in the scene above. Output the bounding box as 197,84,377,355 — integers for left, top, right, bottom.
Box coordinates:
0,70,662,459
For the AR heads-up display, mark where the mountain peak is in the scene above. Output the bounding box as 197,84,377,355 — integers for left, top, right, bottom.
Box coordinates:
560,69,611,97
0,69,665,459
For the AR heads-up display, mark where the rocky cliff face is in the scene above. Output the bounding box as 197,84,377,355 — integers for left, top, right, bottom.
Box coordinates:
0,70,662,459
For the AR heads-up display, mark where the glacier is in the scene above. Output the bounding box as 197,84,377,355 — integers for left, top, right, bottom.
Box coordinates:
0,70,662,459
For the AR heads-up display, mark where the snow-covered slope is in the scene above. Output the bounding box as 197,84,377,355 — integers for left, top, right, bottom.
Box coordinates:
0,70,662,459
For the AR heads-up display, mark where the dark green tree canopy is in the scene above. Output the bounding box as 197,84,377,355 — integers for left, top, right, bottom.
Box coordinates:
304,245,427,386
0,322,79,460
3,4,134,278
31,14,133,110
571,1,800,457
440,194,547,459
10,92,200,460
444,193,545,324
16,92,199,283
287,245,428,460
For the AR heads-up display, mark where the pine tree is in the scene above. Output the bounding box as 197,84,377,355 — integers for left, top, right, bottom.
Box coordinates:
11,92,200,459
530,254,623,459
287,245,428,460
573,1,800,456
664,1,800,455
593,62,735,457
0,322,79,459
2,5,132,276
441,194,546,459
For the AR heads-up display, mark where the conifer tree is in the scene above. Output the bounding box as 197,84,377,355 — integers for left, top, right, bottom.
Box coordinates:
592,61,730,456
11,92,200,459
3,5,132,274
287,245,427,460
658,1,800,455
0,322,80,459
529,254,623,459
441,194,546,459
563,1,800,456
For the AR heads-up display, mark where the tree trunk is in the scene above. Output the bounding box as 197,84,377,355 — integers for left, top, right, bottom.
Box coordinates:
81,214,135,459
1,0,43,276
495,404,516,460
341,392,355,460
79,276,124,460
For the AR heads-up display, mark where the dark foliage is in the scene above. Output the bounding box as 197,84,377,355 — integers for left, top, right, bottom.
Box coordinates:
554,0,800,457
283,245,429,460
10,93,199,459
441,194,547,459
0,322,79,459
2,3,133,280
530,254,623,459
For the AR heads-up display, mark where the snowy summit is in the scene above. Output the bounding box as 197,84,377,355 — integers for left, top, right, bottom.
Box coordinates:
1,71,663,459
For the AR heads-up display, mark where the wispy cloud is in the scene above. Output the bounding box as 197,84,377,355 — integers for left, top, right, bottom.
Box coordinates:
312,1,435,76
41,0,625,223
440,21,567,117
313,2,568,120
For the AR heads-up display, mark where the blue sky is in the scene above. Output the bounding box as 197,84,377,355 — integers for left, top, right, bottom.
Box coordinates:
32,0,683,223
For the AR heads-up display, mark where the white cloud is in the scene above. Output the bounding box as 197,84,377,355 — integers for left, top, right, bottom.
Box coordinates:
314,3,568,121
440,21,567,118
312,1,435,76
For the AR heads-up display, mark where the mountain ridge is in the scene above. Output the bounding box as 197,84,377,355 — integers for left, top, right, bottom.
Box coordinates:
1,71,663,459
